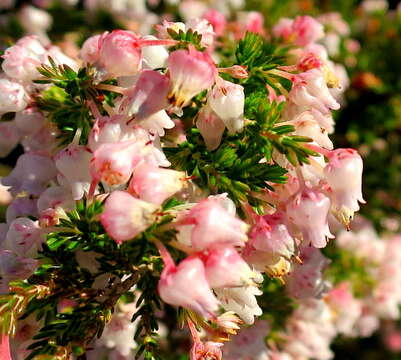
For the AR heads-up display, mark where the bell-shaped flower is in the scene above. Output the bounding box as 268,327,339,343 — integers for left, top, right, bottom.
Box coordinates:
203,9,226,36
14,107,45,135
55,144,93,200
177,197,248,251
95,30,142,80
208,78,245,134
186,18,216,48
139,110,175,137
128,162,184,206
119,70,170,120
5,197,38,224
100,191,158,244
285,246,330,299
90,140,141,187
0,121,20,158
4,218,44,257
167,48,216,108
2,153,57,196
289,69,340,114
324,148,365,226
1,35,46,81
0,78,27,115
202,245,255,288
191,340,223,360
196,104,226,151
141,35,169,70
286,187,333,248
248,212,295,263
80,33,106,64
158,256,219,319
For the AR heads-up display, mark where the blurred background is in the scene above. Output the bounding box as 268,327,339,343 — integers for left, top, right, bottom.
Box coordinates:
0,0,400,358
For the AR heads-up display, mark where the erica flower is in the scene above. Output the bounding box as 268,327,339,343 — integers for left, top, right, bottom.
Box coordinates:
158,256,219,319
196,104,226,151
324,148,365,226
100,191,158,244
0,78,27,115
167,48,216,108
286,187,333,248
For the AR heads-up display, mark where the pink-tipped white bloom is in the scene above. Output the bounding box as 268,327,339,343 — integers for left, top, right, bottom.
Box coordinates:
90,140,140,186
0,121,20,158
139,110,175,137
55,144,93,200
100,191,158,244
208,78,245,134
14,107,45,135
273,16,324,47
324,148,365,225
177,197,248,250
119,70,170,120
80,33,106,64
186,18,216,47
4,218,44,258
167,48,216,108
203,9,226,36
237,11,265,35
2,36,47,82
95,30,142,80
289,69,340,114
0,78,27,115
158,256,219,319
285,246,330,299
248,212,295,263
37,186,75,215
17,5,52,39
141,35,169,70
128,163,184,205
196,104,226,151
202,245,255,288
190,340,223,360
286,187,333,248
2,153,57,196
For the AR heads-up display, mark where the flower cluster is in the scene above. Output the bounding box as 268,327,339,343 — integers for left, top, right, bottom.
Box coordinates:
0,2,375,360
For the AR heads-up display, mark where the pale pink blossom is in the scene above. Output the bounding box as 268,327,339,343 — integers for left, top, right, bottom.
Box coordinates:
202,245,255,288
55,144,93,200
203,9,226,36
196,104,226,151
275,16,324,46
80,33,106,64
167,48,216,108
324,148,364,225
286,187,333,248
177,197,248,250
237,11,265,35
158,256,219,319
0,121,20,158
100,191,158,243
17,5,52,40
208,78,244,134
128,163,184,205
186,18,215,47
5,198,38,224
0,78,27,115
2,153,57,196
190,340,223,360
14,107,45,135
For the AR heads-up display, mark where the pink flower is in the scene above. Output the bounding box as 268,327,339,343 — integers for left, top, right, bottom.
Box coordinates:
168,48,216,107
128,163,184,206
178,197,248,250
196,104,226,151
80,33,106,64
5,198,38,224
100,191,158,244
0,335,11,360
203,9,226,36
90,140,141,186
0,78,27,115
119,70,170,120
95,30,142,80
286,187,333,248
202,245,254,288
55,144,93,200
0,121,20,158
324,148,365,225
191,341,223,360
208,78,245,134
186,18,216,47
237,11,265,35
285,246,330,299
1,35,47,81
289,69,340,114
292,16,324,46
158,256,219,319
2,153,57,196
4,218,44,257
272,18,294,42
248,212,295,262
14,107,45,135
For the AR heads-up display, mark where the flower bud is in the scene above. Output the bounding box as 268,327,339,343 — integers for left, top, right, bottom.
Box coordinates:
141,35,169,69
80,33,105,64
100,191,158,243
196,104,226,151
